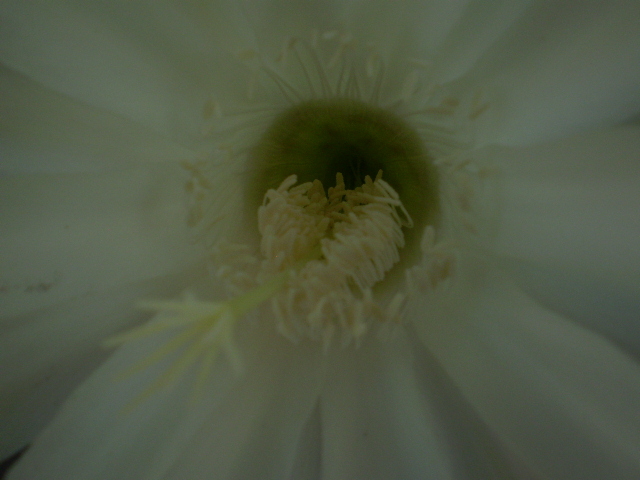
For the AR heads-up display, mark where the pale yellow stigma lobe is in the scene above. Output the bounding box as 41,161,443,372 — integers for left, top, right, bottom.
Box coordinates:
105,172,411,400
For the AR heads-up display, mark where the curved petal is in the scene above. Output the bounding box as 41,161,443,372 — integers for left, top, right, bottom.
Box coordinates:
0,0,252,144
0,163,203,318
287,404,322,480
0,266,205,461
339,0,473,59
413,262,640,479
7,308,325,480
461,126,640,354
238,0,341,52
457,0,640,145
161,330,325,480
496,258,640,361
427,0,534,82
483,125,640,291
0,64,194,174
320,327,546,479
406,327,546,480
320,330,458,480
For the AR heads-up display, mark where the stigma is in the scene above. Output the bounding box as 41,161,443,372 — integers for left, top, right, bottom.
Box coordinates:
105,171,413,396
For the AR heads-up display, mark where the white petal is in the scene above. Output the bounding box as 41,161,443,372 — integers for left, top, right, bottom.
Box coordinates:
413,263,640,479
288,404,322,480
0,267,205,461
0,64,194,173
161,330,325,480
238,0,341,51
0,0,251,143
485,125,640,289
407,326,546,479
0,164,203,318
497,258,640,360
427,0,534,82
7,309,325,480
458,0,640,145
339,0,471,58
319,330,456,480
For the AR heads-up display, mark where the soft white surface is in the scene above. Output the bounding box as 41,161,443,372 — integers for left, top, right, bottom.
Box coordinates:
476,125,640,358
498,258,640,360
0,1,264,144
0,267,205,460
0,64,194,174
6,309,325,480
484,125,640,287
319,330,455,480
0,164,202,318
1,0,639,477
460,1,640,145
160,322,325,480
414,261,640,479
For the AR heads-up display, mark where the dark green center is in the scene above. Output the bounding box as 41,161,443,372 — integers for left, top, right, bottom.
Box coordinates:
246,99,440,270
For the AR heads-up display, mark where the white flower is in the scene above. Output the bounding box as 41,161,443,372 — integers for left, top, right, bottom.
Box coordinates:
1,1,640,479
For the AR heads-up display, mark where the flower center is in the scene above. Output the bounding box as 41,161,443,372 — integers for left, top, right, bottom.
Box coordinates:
108,100,442,371
245,98,440,270
105,170,413,405
103,31,496,405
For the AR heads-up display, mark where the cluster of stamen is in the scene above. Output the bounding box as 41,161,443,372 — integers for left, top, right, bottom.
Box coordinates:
105,172,413,401
255,171,412,346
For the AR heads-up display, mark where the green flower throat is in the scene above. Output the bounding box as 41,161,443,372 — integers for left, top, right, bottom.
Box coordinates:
247,98,440,266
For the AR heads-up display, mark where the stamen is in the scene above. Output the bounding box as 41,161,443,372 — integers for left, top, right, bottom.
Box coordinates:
290,39,317,98
261,65,304,104
302,38,333,97
401,70,420,103
106,172,412,400
335,56,347,97
257,171,412,346
350,66,362,99
368,55,385,106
